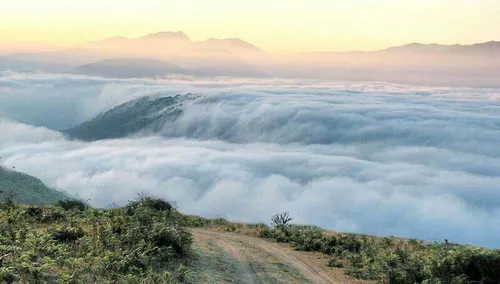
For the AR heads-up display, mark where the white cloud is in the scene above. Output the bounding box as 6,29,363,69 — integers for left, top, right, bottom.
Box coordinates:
0,118,63,145
0,73,500,247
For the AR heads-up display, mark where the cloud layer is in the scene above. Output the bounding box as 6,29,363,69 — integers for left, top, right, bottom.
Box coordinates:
1,72,500,247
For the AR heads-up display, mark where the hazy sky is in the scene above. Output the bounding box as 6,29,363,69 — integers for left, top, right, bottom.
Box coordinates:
1,0,500,53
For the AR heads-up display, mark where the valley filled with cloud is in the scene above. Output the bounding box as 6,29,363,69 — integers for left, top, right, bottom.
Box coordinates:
1,72,500,247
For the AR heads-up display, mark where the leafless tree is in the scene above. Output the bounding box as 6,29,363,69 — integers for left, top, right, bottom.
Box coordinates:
271,211,293,228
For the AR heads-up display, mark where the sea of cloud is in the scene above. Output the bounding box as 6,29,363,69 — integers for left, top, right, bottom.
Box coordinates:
1,72,499,247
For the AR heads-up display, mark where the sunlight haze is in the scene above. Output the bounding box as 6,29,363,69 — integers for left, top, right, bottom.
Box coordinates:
2,0,500,280
1,0,499,53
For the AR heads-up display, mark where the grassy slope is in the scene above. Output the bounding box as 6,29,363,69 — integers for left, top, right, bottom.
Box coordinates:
64,95,186,141
0,199,192,283
0,166,69,204
184,217,500,284
2,196,499,283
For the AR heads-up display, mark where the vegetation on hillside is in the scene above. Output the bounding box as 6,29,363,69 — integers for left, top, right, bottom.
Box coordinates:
259,214,500,284
184,212,500,284
0,197,193,283
2,177,499,284
0,167,69,205
64,95,194,141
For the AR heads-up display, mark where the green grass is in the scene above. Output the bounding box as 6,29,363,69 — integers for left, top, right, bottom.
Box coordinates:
259,225,500,284
0,197,193,283
0,166,69,205
65,95,186,141
187,240,239,283
3,183,499,284
183,215,500,284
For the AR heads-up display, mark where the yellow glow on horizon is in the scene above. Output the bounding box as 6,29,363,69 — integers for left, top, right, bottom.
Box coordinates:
1,0,499,54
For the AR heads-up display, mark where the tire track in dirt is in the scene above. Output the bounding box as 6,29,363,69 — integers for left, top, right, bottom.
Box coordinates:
242,236,335,283
192,228,369,284
211,237,263,284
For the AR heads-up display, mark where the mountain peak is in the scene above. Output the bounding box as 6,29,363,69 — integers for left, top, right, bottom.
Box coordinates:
140,31,191,41
200,38,266,54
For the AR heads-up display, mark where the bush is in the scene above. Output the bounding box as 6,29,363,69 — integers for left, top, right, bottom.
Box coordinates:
181,215,212,227
0,199,193,283
260,213,500,284
424,247,500,284
151,226,192,256
125,197,173,215
138,197,173,211
56,200,87,211
24,206,43,218
0,267,16,284
40,209,65,223
50,227,85,242
327,258,344,268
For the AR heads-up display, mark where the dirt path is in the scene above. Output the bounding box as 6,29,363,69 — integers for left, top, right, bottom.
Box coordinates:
190,228,371,284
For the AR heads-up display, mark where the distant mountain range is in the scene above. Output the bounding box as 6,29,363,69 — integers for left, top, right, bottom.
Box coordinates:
72,58,187,78
1,31,500,86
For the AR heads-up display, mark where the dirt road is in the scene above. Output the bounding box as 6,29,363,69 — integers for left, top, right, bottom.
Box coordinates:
189,228,371,284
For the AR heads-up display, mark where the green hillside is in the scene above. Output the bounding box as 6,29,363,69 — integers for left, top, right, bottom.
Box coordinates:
1,197,499,283
65,95,192,141
0,166,69,204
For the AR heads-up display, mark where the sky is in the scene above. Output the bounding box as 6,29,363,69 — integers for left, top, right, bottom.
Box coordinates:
1,0,500,54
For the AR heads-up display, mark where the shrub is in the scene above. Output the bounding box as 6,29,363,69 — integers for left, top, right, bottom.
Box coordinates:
40,210,65,223
289,226,324,251
138,197,173,211
181,215,211,227
151,226,192,256
336,234,363,254
50,227,85,242
211,218,230,226
0,198,193,282
0,267,16,284
24,206,43,219
327,258,344,268
176,264,189,282
125,197,173,215
56,200,87,211
260,213,500,284
424,247,500,284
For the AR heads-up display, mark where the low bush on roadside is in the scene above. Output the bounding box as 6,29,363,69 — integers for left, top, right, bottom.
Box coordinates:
261,212,500,284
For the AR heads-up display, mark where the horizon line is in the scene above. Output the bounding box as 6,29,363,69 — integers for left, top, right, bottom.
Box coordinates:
2,30,500,55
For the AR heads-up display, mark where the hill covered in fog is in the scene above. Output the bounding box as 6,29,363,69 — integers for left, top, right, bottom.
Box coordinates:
72,58,187,78
65,94,197,141
0,166,69,204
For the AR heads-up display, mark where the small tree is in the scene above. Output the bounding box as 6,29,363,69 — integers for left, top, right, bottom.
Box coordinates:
271,211,293,228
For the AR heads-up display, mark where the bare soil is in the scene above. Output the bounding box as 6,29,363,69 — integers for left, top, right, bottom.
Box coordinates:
190,228,373,284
